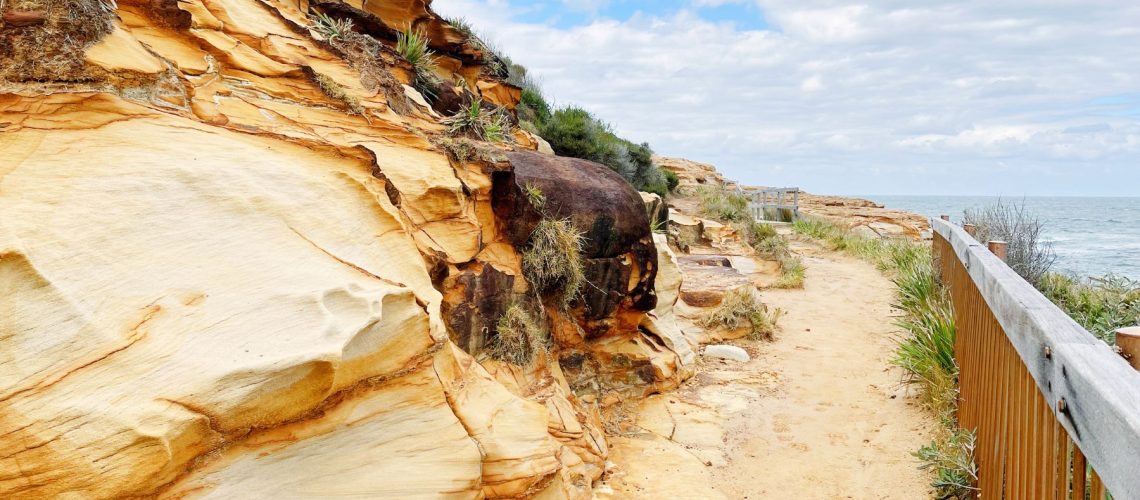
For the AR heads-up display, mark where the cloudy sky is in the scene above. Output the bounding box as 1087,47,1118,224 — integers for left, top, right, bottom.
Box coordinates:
433,0,1140,196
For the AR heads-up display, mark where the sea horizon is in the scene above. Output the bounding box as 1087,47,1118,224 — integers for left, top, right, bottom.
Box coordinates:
857,194,1140,281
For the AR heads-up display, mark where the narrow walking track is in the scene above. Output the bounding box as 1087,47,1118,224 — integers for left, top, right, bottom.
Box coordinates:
605,238,936,499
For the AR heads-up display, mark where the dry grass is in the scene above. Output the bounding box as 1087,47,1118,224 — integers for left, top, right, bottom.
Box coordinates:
306,15,409,115
697,186,751,222
488,303,549,365
0,0,116,82
523,216,586,309
699,286,783,341
310,71,364,115
963,199,1056,286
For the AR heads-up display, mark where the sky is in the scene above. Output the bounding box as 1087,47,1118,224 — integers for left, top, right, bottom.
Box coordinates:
432,0,1140,196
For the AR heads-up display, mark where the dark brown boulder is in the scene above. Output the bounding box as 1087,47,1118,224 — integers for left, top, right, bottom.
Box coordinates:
494,151,658,320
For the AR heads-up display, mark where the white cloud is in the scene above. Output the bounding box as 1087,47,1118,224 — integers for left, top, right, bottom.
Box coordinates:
800,75,824,92
433,0,1140,195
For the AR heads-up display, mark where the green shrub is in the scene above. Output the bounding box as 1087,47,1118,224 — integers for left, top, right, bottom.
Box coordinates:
699,286,783,341
443,99,511,142
489,303,549,365
916,429,979,500
518,87,552,125
1040,272,1140,344
396,27,440,101
538,107,670,194
663,169,680,193
523,217,586,308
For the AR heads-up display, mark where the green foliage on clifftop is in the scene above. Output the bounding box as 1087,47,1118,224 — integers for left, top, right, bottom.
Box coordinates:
447,16,672,197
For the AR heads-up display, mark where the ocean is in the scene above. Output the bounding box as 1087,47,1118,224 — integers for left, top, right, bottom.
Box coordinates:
864,196,1140,281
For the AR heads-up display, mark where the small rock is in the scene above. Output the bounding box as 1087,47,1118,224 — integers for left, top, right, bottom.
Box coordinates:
703,345,750,362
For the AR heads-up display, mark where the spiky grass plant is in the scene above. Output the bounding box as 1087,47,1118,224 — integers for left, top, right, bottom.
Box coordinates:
489,303,549,366
443,99,511,143
523,217,586,308
396,26,440,101
699,286,783,341
311,12,353,42
443,16,475,39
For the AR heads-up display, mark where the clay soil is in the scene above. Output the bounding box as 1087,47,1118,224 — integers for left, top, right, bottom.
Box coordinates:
602,236,937,499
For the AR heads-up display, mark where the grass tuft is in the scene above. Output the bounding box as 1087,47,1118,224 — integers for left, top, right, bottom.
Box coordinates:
697,186,751,222
699,286,783,341
396,26,440,101
311,71,364,115
523,216,586,309
442,99,512,143
310,12,354,42
489,303,549,366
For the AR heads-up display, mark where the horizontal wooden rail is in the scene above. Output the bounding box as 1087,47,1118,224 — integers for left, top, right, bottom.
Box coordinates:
932,218,1140,499
743,187,799,222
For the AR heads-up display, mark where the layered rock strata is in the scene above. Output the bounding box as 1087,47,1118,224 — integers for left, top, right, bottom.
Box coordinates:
0,1,691,497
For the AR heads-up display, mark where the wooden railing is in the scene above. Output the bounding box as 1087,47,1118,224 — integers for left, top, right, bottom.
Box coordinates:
740,187,799,222
932,218,1140,500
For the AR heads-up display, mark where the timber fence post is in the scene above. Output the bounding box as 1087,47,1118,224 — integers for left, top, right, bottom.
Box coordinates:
963,223,977,238
987,240,1008,262
1115,327,1140,371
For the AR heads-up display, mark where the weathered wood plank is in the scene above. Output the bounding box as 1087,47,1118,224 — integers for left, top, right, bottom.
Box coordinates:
933,219,1140,499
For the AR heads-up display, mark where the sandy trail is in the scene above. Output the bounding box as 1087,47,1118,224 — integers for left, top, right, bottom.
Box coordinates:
605,237,936,499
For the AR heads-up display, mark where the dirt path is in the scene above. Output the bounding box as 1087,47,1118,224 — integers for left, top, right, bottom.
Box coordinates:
603,238,936,499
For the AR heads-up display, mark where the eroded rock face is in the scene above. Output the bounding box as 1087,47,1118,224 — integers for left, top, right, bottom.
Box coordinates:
654,155,730,192
0,1,691,498
501,151,658,321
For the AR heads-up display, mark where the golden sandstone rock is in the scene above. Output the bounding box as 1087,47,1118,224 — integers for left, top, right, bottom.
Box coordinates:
0,1,692,498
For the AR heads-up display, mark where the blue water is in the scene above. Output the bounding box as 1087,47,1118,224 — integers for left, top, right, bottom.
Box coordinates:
865,196,1140,281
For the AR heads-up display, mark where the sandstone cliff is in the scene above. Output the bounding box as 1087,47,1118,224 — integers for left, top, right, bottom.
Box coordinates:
0,1,692,497
655,155,929,240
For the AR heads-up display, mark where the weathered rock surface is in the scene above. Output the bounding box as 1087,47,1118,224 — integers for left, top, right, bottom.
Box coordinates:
704,345,751,362
791,193,929,240
654,155,730,192
0,1,690,498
